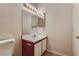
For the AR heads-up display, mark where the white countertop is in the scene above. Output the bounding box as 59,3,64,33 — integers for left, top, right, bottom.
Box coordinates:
22,33,47,43
0,33,14,41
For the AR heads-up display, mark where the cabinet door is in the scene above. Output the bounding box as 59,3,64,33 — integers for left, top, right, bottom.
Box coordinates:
42,39,47,54
22,40,34,56
34,41,41,56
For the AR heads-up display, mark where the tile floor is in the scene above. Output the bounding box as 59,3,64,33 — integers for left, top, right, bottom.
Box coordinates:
43,51,60,56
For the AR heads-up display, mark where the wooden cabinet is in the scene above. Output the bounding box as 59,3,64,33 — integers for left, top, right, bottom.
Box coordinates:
22,40,34,56
22,37,47,56
42,38,47,54
34,41,41,56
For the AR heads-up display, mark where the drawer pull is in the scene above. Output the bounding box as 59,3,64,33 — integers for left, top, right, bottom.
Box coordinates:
26,43,32,46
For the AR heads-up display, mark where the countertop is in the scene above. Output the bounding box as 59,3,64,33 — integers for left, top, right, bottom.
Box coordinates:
22,33,47,43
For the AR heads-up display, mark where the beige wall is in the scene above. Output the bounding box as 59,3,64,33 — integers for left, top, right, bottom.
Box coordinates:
38,4,73,55
0,4,22,56
72,4,79,55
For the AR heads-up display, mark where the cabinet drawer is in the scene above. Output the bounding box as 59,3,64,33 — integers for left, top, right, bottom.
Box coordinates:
23,42,33,46
22,39,33,45
22,39,34,56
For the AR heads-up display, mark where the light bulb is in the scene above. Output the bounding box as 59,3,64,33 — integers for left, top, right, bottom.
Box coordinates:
26,3,29,7
31,7,34,11
29,5,31,8
41,13,44,16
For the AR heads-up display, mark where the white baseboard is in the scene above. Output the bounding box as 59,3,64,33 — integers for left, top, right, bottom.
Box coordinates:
47,49,67,56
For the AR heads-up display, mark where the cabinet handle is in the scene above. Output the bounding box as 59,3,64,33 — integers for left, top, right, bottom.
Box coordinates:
26,43,32,46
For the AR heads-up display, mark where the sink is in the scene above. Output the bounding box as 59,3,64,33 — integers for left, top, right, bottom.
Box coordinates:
22,33,47,43
32,34,36,37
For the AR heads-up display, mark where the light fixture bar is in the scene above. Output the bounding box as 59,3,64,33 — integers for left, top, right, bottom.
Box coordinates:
23,3,44,19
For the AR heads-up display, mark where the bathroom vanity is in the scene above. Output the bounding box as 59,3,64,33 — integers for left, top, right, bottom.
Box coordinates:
22,3,47,56
22,34,47,56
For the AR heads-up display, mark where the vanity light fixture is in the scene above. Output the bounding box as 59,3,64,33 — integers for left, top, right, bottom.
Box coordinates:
23,3,44,19
26,3,29,7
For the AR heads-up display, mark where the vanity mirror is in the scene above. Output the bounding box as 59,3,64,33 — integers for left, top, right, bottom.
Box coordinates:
22,3,45,35
31,15,45,28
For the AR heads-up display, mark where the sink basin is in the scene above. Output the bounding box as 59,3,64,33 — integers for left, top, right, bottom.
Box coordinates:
31,34,36,37
22,33,47,43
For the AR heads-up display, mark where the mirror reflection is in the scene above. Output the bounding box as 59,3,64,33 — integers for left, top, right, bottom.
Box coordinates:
31,15,45,28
